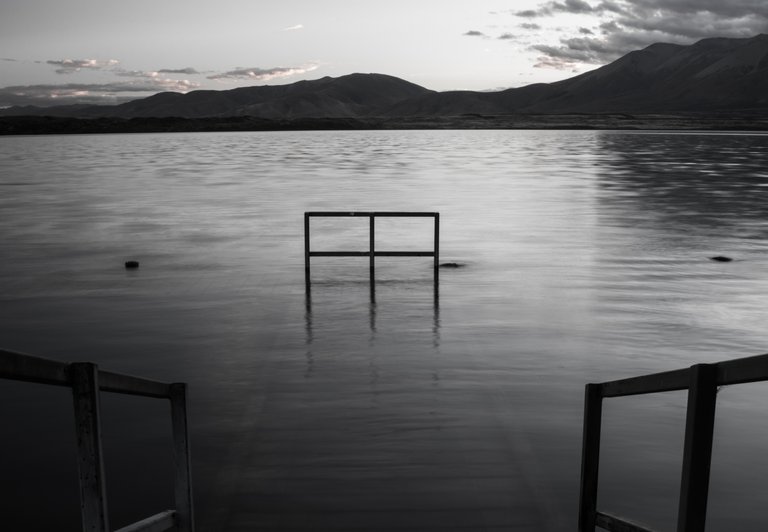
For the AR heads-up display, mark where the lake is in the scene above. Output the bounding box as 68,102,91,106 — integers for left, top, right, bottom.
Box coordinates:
2,129,768,531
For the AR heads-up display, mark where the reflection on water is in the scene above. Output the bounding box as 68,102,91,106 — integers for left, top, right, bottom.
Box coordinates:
597,133,768,232
1,130,768,531
304,270,440,348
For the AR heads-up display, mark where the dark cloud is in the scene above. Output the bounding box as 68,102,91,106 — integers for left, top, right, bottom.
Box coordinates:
207,65,318,81
463,30,487,37
600,20,621,34
158,67,200,75
551,0,595,13
0,79,199,107
533,55,577,70
46,58,119,74
517,0,595,17
525,0,768,69
623,0,768,18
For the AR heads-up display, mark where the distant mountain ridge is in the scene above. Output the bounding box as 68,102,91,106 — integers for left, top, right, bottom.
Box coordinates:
3,34,767,119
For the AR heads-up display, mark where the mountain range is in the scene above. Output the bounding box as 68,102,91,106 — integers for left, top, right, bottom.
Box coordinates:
2,34,767,122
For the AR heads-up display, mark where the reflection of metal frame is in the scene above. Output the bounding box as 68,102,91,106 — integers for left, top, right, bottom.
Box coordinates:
303,211,440,287
304,277,440,347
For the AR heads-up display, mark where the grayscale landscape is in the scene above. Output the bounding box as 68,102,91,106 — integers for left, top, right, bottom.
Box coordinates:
2,2,768,532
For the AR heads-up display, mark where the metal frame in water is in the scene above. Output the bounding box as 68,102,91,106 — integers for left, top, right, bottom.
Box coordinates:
303,211,440,286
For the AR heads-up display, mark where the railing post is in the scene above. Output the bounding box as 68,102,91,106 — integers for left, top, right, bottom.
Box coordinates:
369,213,375,280
70,362,109,532
434,213,440,280
304,213,311,288
578,383,603,532
171,383,195,532
677,364,717,532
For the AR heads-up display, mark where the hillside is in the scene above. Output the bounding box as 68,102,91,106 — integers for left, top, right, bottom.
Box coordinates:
1,34,767,123
384,34,768,116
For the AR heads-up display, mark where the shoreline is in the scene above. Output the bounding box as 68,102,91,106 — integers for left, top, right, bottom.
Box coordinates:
2,113,768,135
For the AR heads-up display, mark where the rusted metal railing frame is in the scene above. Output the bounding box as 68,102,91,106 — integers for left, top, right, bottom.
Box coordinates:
578,352,768,532
304,211,440,286
0,348,194,532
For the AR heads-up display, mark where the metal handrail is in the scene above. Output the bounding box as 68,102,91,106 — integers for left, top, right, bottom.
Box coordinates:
303,211,440,286
0,348,194,532
578,352,768,532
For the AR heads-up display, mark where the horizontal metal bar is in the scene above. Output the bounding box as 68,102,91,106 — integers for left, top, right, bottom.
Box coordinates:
0,348,70,387
99,370,173,398
596,511,657,532
599,352,768,398
716,352,768,386
0,348,172,398
600,368,690,397
309,251,435,257
306,211,437,217
310,251,370,257
375,251,436,257
114,510,176,532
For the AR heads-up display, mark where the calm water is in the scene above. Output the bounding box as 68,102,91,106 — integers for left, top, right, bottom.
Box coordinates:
2,130,768,531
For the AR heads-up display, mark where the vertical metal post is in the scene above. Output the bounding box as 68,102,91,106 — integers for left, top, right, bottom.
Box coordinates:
171,383,195,532
70,362,109,532
434,213,440,280
578,383,603,532
369,214,375,280
677,364,717,532
304,213,311,288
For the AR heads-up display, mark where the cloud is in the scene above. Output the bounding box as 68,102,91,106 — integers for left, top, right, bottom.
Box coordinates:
520,23,542,30
533,56,578,70
158,67,200,75
524,0,768,69
46,58,119,74
115,70,157,78
551,0,595,13
207,64,318,81
463,30,488,37
0,79,200,107
498,32,517,40
113,69,202,80
283,24,304,31
516,0,594,17
2,58,18,62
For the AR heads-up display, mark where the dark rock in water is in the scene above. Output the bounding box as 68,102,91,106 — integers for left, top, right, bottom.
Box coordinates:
125,260,140,269
440,262,465,268
710,256,732,262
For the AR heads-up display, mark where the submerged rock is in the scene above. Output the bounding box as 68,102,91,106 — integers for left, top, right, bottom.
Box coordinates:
125,260,140,269
709,256,732,262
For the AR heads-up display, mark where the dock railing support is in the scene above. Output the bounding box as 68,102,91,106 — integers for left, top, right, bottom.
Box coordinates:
0,348,194,532
578,383,603,532
171,383,195,532
677,364,717,532
71,362,110,532
578,353,768,532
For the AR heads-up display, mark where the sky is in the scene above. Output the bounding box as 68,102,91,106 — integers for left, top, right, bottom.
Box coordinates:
1,0,767,107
